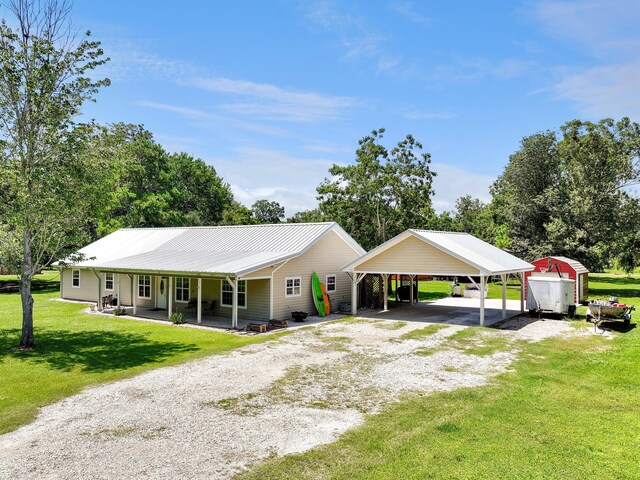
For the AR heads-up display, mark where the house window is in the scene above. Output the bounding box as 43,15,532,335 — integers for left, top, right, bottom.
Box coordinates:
175,277,190,302
138,275,151,299
105,273,114,291
221,279,246,308
285,277,301,297
72,269,80,288
326,274,336,292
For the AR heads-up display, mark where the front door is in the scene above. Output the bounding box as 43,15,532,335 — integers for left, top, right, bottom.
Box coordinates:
157,277,168,309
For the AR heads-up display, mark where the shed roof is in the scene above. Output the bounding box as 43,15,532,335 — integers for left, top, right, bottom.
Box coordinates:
343,229,534,275
537,256,589,274
66,222,365,276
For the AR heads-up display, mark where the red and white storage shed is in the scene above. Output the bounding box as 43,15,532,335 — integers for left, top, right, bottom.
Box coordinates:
524,256,589,304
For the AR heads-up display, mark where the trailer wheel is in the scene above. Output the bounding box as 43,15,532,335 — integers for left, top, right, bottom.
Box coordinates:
586,315,593,323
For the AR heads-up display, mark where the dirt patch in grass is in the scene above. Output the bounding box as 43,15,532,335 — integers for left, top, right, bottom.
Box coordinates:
399,324,450,341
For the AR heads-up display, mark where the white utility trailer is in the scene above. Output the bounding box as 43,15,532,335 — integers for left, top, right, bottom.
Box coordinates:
526,275,576,316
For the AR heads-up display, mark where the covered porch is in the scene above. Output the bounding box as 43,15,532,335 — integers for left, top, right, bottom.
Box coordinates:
94,271,271,329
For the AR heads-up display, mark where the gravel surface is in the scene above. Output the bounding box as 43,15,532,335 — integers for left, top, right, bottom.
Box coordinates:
0,315,574,479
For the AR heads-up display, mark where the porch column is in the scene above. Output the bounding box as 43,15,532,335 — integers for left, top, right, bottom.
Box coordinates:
133,275,138,315
519,272,525,313
409,275,414,305
501,274,507,319
479,275,486,327
383,274,389,311
168,276,173,319
197,278,202,324
117,274,121,307
94,270,103,312
232,276,239,329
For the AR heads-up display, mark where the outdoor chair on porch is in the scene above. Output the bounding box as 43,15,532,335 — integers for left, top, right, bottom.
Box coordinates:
101,294,114,309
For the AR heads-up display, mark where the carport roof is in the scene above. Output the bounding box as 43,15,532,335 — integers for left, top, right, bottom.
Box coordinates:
343,229,534,276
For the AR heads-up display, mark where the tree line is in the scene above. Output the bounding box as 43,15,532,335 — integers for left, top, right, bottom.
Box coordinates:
296,120,640,273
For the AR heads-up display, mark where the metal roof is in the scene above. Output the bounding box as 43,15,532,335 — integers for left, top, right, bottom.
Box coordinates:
343,229,534,275
68,222,364,276
545,256,589,274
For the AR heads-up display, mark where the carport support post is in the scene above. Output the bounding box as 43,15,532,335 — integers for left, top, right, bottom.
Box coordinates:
197,278,202,324
351,276,358,316
479,275,486,327
519,272,525,313
409,275,414,305
383,274,389,311
501,274,507,319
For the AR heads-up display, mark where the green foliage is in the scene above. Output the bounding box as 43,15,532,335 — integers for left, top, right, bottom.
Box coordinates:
0,0,111,347
170,311,185,324
91,125,233,237
112,306,126,316
492,118,640,271
287,208,326,223
221,201,255,225
251,199,285,224
317,128,436,250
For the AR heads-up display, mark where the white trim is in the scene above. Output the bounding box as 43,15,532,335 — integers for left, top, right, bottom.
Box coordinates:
104,272,114,291
138,274,151,299
71,269,81,288
174,276,190,303
285,276,302,297
221,278,247,309
325,273,336,292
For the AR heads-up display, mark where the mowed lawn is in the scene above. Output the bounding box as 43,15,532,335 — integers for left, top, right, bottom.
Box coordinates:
0,272,277,435
240,273,640,479
390,277,524,302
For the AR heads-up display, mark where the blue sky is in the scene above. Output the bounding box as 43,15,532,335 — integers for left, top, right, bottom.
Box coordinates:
70,0,640,215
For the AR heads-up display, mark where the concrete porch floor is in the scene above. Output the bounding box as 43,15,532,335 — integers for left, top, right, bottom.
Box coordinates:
360,297,522,327
104,306,346,331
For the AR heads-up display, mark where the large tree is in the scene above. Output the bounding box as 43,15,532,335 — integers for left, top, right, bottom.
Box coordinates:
251,199,285,224
492,118,640,270
317,129,436,250
0,0,109,348
93,126,233,236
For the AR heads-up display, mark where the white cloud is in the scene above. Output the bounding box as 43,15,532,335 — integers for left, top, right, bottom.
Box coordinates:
430,163,495,212
390,2,431,27
431,57,535,84
208,147,337,216
136,101,291,137
532,0,640,119
553,61,640,119
184,76,357,122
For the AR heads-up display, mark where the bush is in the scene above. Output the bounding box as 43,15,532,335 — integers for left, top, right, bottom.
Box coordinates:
170,312,185,324
112,306,126,316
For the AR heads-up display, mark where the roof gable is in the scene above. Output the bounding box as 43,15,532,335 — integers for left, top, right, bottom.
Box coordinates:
344,229,533,275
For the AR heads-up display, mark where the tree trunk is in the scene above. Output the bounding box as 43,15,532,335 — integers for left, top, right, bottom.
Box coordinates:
20,229,35,349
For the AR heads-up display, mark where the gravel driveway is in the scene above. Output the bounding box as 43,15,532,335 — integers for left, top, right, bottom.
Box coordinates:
0,316,572,479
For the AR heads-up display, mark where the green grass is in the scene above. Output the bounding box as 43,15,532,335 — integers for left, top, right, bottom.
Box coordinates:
398,323,449,340
389,278,523,303
0,272,279,434
445,327,514,356
238,274,640,479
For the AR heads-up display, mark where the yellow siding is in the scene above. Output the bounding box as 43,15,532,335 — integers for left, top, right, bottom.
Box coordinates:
356,235,479,275
61,268,99,302
241,263,284,279
272,230,360,320
213,278,270,321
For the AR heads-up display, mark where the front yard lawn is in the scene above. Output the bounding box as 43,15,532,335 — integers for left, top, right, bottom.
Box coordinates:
0,274,277,434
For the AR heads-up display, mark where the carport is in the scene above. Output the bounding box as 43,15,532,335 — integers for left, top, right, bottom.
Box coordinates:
343,230,534,326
